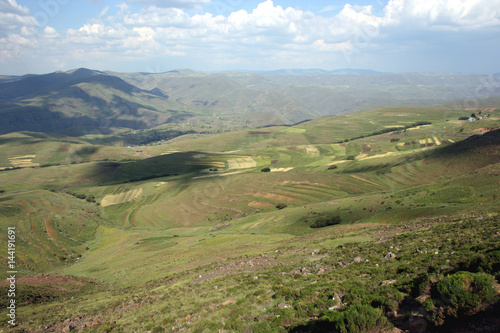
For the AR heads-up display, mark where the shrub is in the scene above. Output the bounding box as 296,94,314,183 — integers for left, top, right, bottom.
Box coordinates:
86,195,96,203
436,271,498,317
310,215,341,228
320,304,393,333
276,203,287,210
261,167,271,172
346,155,356,160
328,165,338,170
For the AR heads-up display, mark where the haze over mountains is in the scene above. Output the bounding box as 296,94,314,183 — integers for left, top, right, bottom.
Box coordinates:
1,68,499,136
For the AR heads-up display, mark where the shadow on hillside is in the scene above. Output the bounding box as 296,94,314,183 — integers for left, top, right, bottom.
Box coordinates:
0,105,151,136
73,146,100,158
102,151,224,185
432,129,500,157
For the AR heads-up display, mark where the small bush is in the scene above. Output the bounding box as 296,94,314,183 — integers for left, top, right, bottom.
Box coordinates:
261,167,271,172
310,215,341,228
346,155,356,160
328,165,338,170
436,271,498,317
276,203,287,210
320,304,393,333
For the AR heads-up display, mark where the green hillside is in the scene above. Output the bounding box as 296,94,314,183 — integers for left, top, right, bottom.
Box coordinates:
0,99,499,332
0,69,193,135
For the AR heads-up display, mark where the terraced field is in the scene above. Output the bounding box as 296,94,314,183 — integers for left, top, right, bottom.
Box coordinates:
0,103,499,331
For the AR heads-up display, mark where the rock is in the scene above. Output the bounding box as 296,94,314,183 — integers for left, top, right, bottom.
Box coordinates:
62,325,75,332
415,295,430,303
222,298,236,306
380,280,397,286
332,292,343,303
385,252,396,259
352,256,363,263
278,302,292,309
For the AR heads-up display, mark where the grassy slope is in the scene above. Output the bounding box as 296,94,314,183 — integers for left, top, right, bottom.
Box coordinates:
0,103,499,331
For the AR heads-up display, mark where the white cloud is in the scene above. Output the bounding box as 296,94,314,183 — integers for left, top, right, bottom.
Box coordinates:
99,5,110,18
383,0,500,30
0,0,30,15
43,26,58,35
0,0,499,74
126,0,211,9
124,7,192,27
0,0,37,36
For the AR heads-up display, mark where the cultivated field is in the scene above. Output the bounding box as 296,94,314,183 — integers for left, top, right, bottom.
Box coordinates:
0,102,499,332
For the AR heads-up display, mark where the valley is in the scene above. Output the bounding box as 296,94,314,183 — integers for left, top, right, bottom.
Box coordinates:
0,69,499,332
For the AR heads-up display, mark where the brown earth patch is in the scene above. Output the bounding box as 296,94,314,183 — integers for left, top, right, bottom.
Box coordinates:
474,127,500,134
248,201,273,208
1,274,85,286
57,144,70,152
43,217,58,242
258,193,296,202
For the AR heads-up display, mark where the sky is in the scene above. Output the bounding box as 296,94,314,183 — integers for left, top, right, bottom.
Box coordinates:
1,0,499,75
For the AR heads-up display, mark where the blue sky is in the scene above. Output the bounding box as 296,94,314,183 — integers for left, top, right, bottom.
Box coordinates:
1,0,499,74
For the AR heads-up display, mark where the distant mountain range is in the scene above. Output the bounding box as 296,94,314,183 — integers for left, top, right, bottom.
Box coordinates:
1,68,499,135
221,68,387,75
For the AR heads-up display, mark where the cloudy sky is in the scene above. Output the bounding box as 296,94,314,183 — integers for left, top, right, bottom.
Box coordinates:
1,0,499,74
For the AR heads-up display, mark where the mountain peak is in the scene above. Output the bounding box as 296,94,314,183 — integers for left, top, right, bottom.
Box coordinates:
66,67,106,78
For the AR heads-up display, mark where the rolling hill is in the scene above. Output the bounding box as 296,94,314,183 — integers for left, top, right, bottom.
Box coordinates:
2,68,500,137
0,68,193,135
0,70,499,332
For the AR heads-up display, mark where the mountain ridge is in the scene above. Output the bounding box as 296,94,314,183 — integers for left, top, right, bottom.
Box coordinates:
1,67,500,136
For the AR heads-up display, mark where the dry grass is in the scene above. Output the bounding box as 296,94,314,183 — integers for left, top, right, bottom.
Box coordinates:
227,157,257,169
101,188,143,207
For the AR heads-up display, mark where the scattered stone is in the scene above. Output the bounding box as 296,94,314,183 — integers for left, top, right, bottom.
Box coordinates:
62,325,75,332
416,295,430,303
278,302,292,309
222,298,236,306
352,256,363,263
385,252,396,259
380,280,397,286
332,293,343,304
